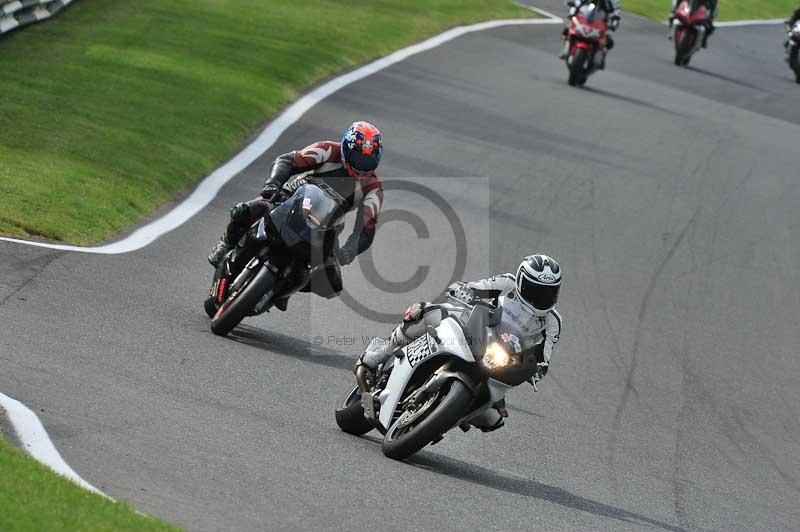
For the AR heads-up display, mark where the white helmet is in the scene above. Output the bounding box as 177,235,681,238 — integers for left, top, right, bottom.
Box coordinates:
516,254,562,316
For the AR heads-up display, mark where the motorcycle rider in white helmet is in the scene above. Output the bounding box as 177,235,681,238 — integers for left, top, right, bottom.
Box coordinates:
355,254,563,432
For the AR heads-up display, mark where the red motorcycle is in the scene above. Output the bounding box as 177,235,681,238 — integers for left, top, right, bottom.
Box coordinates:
671,0,712,66
565,3,610,87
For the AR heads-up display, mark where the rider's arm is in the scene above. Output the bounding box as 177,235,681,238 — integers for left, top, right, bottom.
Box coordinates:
465,273,516,299
265,141,339,189
339,177,384,261
608,0,621,18
790,7,800,26
541,309,562,366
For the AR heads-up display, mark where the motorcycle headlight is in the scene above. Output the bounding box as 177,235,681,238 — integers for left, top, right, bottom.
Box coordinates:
482,342,513,370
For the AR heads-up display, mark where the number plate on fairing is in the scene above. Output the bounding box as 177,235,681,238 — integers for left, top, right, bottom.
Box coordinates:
403,334,439,368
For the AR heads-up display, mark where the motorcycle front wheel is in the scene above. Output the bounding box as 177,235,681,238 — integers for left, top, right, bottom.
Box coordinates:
568,48,587,87
335,385,374,436
382,379,471,460
675,30,693,66
210,266,275,336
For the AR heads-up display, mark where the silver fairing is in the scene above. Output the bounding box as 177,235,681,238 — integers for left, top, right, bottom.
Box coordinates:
376,317,474,429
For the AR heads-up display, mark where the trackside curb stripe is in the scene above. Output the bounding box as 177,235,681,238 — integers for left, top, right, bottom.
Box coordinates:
0,391,111,498
0,15,561,255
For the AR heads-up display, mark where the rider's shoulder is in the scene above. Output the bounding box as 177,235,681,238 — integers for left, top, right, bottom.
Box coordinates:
296,141,342,164
360,173,383,190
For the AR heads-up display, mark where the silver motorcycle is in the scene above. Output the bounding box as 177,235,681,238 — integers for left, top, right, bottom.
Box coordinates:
335,285,542,460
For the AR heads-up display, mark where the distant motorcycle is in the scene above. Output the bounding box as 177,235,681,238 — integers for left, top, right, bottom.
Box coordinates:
671,0,712,66
204,183,345,335
787,21,800,83
564,2,611,86
335,285,541,460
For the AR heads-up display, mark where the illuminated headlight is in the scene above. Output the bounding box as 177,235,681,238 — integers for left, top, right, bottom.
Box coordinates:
482,342,512,370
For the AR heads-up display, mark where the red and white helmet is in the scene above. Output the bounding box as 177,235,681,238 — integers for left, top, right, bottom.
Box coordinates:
341,121,382,179
516,254,562,316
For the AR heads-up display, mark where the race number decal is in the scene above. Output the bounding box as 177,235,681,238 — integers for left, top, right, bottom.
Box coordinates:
404,334,437,367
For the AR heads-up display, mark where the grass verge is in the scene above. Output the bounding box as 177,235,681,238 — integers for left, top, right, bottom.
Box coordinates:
623,0,797,22
0,433,178,531
0,1,530,244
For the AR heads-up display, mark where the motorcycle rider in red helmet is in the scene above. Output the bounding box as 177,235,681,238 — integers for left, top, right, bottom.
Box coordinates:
208,121,384,311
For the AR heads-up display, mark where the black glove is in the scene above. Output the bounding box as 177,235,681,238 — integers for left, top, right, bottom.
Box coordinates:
336,245,356,266
260,184,282,202
609,15,620,31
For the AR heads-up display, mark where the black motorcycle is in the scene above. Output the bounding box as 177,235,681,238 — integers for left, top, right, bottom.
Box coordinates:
204,183,345,335
788,21,800,84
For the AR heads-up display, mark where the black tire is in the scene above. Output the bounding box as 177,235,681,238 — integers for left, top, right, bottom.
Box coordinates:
382,379,471,460
204,296,218,318
335,385,374,436
791,49,800,83
568,48,587,87
675,31,692,66
210,266,274,336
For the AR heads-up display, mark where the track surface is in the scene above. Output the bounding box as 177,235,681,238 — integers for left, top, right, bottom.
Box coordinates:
2,5,800,531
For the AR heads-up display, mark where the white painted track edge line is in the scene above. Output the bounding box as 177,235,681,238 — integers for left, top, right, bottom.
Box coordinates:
514,2,563,21
0,15,560,256
0,391,111,498
660,18,785,27
716,18,785,27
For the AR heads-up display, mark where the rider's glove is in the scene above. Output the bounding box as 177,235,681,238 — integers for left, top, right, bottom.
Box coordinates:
609,15,620,31
260,183,283,202
447,282,475,304
447,281,465,294
336,245,356,266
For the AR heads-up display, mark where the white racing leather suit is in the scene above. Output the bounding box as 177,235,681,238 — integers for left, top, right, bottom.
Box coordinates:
360,273,562,431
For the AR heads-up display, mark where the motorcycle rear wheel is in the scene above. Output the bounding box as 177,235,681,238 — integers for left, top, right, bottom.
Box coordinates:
335,385,374,436
210,266,275,336
382,379,471,460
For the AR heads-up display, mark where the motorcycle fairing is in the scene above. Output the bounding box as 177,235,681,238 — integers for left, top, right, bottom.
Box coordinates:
377,317,475,429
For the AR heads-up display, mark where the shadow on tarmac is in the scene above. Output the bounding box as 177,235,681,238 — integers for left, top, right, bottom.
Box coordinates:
408,452,692,532
228,325,355,371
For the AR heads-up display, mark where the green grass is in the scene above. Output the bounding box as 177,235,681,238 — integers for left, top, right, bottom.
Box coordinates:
0,0,530,244
0,434,179,531
623,0,797,22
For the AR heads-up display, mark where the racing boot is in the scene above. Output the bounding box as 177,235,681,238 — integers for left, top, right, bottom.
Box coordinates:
274,296,290,312
701,24,714,48
208,236,232,267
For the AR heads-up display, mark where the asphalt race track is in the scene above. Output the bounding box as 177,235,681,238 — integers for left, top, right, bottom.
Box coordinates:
2,3,800,531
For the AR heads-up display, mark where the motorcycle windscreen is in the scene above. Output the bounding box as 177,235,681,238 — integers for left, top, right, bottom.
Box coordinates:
578,4,601,23
271,184,344,248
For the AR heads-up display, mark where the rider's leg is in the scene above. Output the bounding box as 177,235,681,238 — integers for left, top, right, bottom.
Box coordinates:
357,303,447,375
559,27,570,59
208,197,269,266
702,23,714,48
